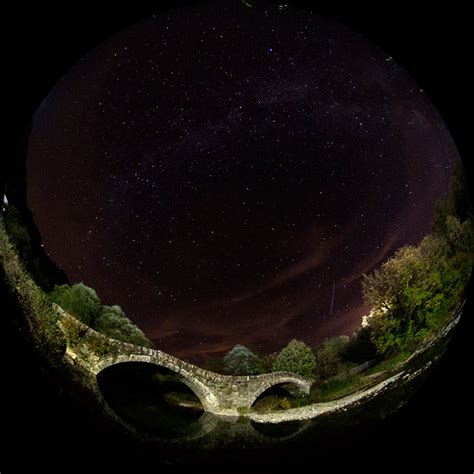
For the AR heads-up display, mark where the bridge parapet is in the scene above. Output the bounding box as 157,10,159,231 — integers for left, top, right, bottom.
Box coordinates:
55,304,313,416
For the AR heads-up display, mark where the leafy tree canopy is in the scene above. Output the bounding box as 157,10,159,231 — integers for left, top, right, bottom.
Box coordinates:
222,344,264,375
95,304,153,348
50,283,101,326
362,215,473,356
50,284,153,347
314,335,349,379
272,339,316,377
344,326,378,364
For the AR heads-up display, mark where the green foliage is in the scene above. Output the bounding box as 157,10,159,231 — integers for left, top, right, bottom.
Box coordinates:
279,397,291,410
60,316,86,347
362,213,473,356
310,374,360,403
0,220,65,361
50,284,153,347
222,344,264,375
433,161,472,234
272,339,316,377
252,392,310,412
3,205,32,260
95,304,153,348
2,204,66,291
291,394,310,407
1,213,152,349
251,394,287,413
50,283,102,326
261,353,277,373
344,326,378,363
362,245,423,313
445,215,474,254
314,335,349,379
87,336,113,357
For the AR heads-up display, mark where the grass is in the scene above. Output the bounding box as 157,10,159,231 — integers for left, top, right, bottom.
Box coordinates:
309,350,414,403
252,394,292,413
310,375,369,403
60,315,86,347
365,351,411,375
242,348,420,412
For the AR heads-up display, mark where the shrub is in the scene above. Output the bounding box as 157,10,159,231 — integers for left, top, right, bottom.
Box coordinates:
222,344,264,375
88,336,113,357
272,339,316,377
279,398,291,410
314,335,349,379
3,205,32,260
362,214,473,356
0,220,65,360
343,326,378,363
50,283,102,326
95,304,153,348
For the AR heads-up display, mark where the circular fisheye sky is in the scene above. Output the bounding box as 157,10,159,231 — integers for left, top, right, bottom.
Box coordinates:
26,1,459,361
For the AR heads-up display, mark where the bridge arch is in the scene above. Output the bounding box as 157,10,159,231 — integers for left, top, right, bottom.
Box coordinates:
249,374,312,407
93,354,219,412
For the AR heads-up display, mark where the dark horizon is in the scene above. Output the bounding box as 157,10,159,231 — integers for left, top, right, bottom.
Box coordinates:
25,1,459,361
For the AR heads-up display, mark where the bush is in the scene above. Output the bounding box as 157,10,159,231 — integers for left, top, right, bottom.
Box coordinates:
222,344,264,375
50,283,102,326
344,326,378,363
272,339,316,377
1,217,152,351
0,220,65,360
279,398,291,410
95,304,153,348
314,335,349,379
3,205,32,260
50,284,153,347
362,214,473,356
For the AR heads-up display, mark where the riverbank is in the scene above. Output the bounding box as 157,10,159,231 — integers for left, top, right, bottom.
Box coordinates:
244,305,462,424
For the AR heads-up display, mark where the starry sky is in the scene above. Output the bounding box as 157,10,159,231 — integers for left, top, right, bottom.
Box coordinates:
26,1,459,362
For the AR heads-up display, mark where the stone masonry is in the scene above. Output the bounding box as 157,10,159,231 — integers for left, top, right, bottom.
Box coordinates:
54,304,313,416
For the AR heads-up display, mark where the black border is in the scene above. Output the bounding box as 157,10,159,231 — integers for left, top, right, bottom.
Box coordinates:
3,1,472,471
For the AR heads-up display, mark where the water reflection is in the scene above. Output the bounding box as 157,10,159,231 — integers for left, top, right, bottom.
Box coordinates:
94,320,453,450
97,362,203,437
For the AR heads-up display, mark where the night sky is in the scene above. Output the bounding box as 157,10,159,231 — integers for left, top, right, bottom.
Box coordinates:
26,1,459,362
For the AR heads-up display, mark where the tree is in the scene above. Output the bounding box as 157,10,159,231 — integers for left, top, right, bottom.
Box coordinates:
433,160,472,234
314,335,349,379
95,304,153,348
272,339,316,377
362,245,423,313
445,215,474,255
50,283,153,347
449,161,472,223
362,213,473,356
50,283,102,326
222,344,264,375
344,326,378,364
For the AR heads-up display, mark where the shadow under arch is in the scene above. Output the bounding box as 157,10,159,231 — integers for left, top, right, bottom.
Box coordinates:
251,381,308,408
93,353,219,412
96,361,205,437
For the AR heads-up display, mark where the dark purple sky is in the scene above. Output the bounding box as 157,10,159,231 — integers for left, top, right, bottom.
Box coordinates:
26,1,458,362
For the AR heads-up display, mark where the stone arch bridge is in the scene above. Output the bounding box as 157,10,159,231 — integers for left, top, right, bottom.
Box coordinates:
55,305,313,416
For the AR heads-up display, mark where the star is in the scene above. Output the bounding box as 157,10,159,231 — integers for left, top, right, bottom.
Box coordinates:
26,1,459,361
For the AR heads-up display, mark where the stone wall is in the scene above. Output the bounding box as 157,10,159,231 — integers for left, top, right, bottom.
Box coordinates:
55,305,313,416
